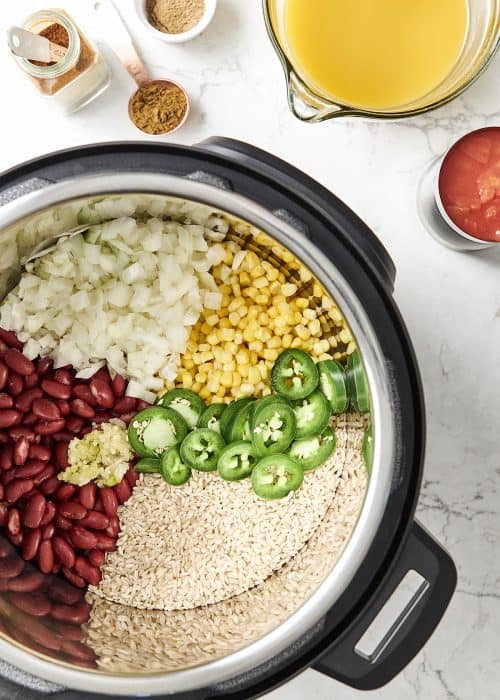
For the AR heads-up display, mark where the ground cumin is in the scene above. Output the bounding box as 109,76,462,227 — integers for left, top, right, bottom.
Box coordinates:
129,82,188,135
30,22,95,96
146,0,205,34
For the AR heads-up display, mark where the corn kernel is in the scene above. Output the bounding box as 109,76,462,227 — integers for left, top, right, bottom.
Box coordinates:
313,339,330,355
229,312,240,326
248,366,261,384
309,319,321,336
255,294,269,305
282,283,297,297
263,349,278,361
296,325,311,340
282,334,293,348
236,349,249,365
296,298,308,309
221,372,233,387
268,337,281,349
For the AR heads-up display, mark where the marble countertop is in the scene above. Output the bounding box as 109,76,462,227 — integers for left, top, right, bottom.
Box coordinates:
0,1,499,699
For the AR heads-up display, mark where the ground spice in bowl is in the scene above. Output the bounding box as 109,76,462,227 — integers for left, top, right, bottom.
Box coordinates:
146,0,205,34
129,81,189,135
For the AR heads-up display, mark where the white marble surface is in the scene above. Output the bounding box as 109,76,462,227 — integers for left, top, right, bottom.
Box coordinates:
0,1,499,699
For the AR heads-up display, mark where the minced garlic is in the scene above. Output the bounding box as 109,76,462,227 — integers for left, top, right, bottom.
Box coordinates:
58,420,132,487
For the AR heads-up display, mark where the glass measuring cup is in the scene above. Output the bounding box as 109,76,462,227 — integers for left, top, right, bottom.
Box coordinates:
264,0,500,122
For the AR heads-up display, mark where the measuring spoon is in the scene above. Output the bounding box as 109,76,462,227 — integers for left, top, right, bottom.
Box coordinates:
7,26,67,63
94,0,190,134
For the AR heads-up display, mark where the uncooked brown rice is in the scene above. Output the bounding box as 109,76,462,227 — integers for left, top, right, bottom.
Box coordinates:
84,415,367,672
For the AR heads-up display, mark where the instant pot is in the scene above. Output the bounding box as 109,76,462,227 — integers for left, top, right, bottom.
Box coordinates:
0,139,456,699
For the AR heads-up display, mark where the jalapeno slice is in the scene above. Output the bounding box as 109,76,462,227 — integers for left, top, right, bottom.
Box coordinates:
217,441,258,481
292,390,330,440
271,349,319,400
251,402,297,456
289,426,337,471
249,394,290,432
160,445,192,486
198,403,225,434
317,359,349,414
251,454,304,499
362,424,373,472
225,400,255,442
180,429,225,472
220,398,253,440
346,349,370,413
157,389,205,429
128,407,189,459
135,457,161,474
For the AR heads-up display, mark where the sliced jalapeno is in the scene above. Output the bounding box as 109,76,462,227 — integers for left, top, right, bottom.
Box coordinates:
198,403,225,434
271,349,319,400
217,441,258,481
289,426,337,471
251,402,297,456
128,407,189,459
135,457,161,474
317,359,348,414
225,400,255,442
346,349,370,413
157,389,205,429
249,394,290,432
160,445,192,486
362,424,373,472
292,390,330,440
251,454,304,499
180,429,225,472
220,398,253,440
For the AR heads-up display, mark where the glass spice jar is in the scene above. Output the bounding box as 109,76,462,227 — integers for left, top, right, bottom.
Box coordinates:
14,9,110,114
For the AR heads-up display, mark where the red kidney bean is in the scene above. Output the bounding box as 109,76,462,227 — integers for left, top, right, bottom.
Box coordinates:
0,445,13,471
38,540,54,574
6,508,21,536
48,578,83,605
80,511,109,530
0,409,21,428
9,590,51,617
55,483,76,502
52,562,61,575
34,419,66,435
93,366,111,384
8,569,44,592
70,527,97,550
118,412,135,426
112,374,126,398
53,621,83,642
4,348,34,376
54,368,73,386
55,442,69,469
33,464,56,486
33,398,61,421
56,399,70,417
0,554,24,579
0,505,8,528
21,528,42,561
94,532,116,552
6,478,34,504
91,412,112,426
88,549,105,568
114,478,131,504
66,415,84,433
113,396,137,414
80,426,92,437
0,363,8,392
40,501,56,526
53,537,76,569
41,379,71,400
0,393,13,409
24,493,46,528
55,514,72,531
52,430,73,442
15,387,43,412
36,356,53,375
0,483,4,500
0,340,6,355
0,329,22,348
58,502,87,520
16,460,46,479
90,378,114,409
24,373,39,389
93,498,103,512
126,467,139,488
70,399,95,419
0,538,18,557
0,433,7,445
79,483,96,510
40,477,60,495
61,568,87,590
100,487,118,517
28,444,51,461
74,556,101,586
72,384,97,406
9,426,36,442
105,516,120,538
41,522,55,540
18,613,62,651
13,437,30,466
52,600,91,625
136,399,150,411
7,372,23,396
23,412,38,426
7,531,23,547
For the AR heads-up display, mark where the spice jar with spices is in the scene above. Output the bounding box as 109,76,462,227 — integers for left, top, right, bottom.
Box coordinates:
13,10,110,114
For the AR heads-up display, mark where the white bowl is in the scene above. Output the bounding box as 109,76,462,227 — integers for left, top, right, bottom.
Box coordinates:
134,0,217,43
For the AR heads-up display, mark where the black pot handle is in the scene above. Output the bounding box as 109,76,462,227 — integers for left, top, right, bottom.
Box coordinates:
312,521,456,690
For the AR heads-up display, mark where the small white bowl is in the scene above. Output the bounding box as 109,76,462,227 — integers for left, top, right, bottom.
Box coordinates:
135,0,217,43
